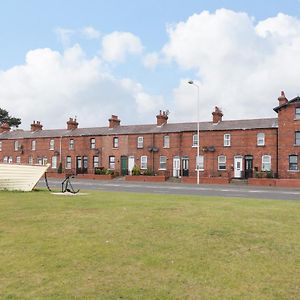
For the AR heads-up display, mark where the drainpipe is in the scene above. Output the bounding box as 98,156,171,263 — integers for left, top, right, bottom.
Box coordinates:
276,128,279,178
152,133,155,174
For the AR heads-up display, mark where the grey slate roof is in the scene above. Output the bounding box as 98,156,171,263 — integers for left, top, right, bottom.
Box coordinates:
0,117,278,140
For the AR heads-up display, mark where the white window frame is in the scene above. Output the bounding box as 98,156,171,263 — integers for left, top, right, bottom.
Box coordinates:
192,134,198,147
159,156,167,170
289,155,298,171
31,140,36,151
113,137,119,148
296,107,300,120
8,156,13,164
42,157,48,166
51,156,57,169
196,155,204,171
14,140,19,151
0,141,2,151
109,156,115,170
224,134,231,147
137,136,144,148
141,156,147,169
218,155,227,170
295,132,300,145
28,156,33,165
90,138,96,149
3,156,8,163
257,133,265,146
37,157,42,165
93,156,99,168
49,139,55,150
16,156,21,164
262,155,271,171
69,139,74,150
66,156,72,169
163,136,170,148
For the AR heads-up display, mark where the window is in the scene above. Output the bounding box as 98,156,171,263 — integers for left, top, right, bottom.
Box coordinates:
159,156,167,170
296,107,300,120
163,136,170,148
137,136,144,148
90,138,96,149
66,156,72,169
31,140,36,151
28,156,33,165
224,134,231,147
262,155,271,171
192,134,198,147
295,132,300,145
218,155,226,170
109,156,115,170
69,139,74,150
42,157,48,165
196,155,204,170
49,139,55,150
8,156,12,164
14,140,19,151
37,157,42,165
16,156,21,164
113,137,119,148
93,156,99,168
0,141,2,151
3,156,8,163
289,155,298,171
141,156,147,169
257,133,265,146
51,156,57,169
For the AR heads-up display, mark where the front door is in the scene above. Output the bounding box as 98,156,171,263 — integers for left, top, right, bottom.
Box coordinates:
234,156,243,178
76,156,82,174
244,155,253,179
83,156,88,174
182,157,189,177
173,156,180,177
128,156,135,175
121,156,128,176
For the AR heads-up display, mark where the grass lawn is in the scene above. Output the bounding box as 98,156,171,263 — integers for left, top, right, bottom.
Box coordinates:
0,190,299,299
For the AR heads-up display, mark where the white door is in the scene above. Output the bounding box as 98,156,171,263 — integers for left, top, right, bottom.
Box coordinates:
128,156,135,175
234,156,243,178
173,156,180,177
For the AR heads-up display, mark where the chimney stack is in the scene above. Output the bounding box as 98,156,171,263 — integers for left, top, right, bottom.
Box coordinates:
212,106,223,123
30,121,43,132
156,110,168,126
108,115,121,128
278,91,288,106
0,122,11,133
67,117,78,130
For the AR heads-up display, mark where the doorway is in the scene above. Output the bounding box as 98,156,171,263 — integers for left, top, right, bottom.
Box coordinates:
182,156,189,177
234,156,243,178
128,156,135,175
173,156,180,177
244,155,253,179
121,156,128,176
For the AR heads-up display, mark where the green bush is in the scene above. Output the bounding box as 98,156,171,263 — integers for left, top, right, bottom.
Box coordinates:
57,162,63,174
142,168,154,176
266,170,274,178
132,165,141,176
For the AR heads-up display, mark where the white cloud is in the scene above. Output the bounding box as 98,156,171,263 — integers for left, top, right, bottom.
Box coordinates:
55,27,75,47
81,26,101,39
143,52,159,69
0,45,164,129
101,31,143,62
162,9,300,122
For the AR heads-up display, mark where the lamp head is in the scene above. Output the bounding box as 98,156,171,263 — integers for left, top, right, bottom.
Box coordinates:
188,80,194,84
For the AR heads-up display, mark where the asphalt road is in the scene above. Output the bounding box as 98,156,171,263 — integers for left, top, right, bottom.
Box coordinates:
38,178,300,201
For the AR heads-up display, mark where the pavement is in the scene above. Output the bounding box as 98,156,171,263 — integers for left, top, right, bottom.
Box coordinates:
38,177,300,201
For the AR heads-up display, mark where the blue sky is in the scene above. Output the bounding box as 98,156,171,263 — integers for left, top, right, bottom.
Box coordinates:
1,0,300,128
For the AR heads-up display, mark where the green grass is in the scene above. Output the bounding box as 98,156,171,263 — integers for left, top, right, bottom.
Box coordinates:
0,190,299,299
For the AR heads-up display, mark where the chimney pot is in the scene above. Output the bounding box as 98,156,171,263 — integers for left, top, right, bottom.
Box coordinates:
156,110,168,126
212,106,223,123
31,120,43,131
67,117,78,130
278,90,288,106
109,115,121,128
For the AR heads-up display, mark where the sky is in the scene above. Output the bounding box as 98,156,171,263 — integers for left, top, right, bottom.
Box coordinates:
1,0,300,129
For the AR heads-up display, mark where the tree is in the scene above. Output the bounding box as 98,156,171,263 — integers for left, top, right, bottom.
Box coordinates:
0,108,21,127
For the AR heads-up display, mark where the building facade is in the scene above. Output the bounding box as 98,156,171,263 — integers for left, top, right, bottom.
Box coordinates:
0,91,300,180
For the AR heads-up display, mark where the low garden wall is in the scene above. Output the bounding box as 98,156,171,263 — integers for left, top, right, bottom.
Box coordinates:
46,173,114,180
181,177,230,185
125,175,166,182
248,178,300,188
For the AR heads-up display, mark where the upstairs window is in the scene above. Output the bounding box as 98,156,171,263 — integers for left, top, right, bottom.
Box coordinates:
296,107,300,120
113,137,119,148
90,138,96,149
218,155,226,170
224,134,231,147
163,136,170,148
49,139,55,150
289,155,298,171
69,139,74,150
262,155,271,171
257,133,265,146
295,132,300,145
141,156,147,169
14,140,19,151
31,140,36,151
192,134,198,147
137,136,144,148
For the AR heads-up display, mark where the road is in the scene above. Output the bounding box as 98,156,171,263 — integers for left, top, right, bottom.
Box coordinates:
38,178,300,201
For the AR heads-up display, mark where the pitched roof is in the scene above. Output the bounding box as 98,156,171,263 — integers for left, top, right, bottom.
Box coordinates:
273,96,300,112
0,117,278,140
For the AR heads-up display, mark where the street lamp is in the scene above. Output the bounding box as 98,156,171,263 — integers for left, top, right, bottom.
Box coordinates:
188,80,200,185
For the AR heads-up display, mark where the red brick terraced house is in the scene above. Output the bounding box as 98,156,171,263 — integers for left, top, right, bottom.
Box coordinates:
0,91,300,181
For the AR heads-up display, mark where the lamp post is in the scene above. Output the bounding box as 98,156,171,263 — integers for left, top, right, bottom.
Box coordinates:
188,80,200,185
